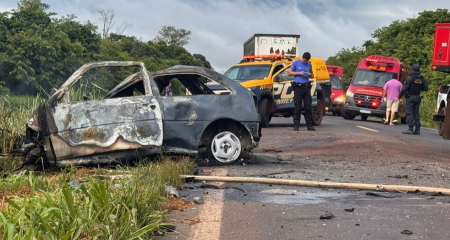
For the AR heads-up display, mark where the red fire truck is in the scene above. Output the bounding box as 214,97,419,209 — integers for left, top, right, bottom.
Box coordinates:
341,55,410,122
432,23,450,139
326,65,345,116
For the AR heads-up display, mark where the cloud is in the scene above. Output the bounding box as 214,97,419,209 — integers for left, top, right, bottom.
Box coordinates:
0,0,449,72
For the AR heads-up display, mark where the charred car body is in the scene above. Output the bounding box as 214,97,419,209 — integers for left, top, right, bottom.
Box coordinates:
21,62,260,168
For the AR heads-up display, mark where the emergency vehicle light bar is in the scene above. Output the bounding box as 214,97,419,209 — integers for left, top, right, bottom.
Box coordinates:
244,54,284,59
365,55,400,64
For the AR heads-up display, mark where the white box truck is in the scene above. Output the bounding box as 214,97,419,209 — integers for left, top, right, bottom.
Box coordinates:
243,34,300,57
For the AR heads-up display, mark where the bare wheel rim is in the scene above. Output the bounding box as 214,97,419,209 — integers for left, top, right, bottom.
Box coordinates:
211,131,241,163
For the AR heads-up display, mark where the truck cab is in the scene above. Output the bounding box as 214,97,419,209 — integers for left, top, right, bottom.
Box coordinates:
342,55,410,122
432,23,450,139
224,55,330,127
326,65,345,116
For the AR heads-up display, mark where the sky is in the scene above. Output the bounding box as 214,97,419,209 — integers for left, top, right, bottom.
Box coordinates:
1,0,449,72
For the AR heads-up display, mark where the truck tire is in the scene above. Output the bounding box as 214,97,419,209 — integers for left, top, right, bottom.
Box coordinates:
259,98,270,128
312,99,323,126
438,107,445,136
341,105,356,120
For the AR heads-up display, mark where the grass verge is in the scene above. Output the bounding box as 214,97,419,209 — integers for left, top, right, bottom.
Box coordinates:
0,156,196,239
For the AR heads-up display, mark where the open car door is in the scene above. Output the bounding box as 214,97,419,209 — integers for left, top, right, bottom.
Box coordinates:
43,62,163,165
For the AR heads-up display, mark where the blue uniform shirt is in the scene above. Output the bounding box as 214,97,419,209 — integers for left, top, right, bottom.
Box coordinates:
290,59,313,84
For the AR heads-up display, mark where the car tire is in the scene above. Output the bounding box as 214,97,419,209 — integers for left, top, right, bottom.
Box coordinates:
312,99,323,126
259,98,270,128
438,107,445,136
361,115,368,121
209,131,242,164
341,105,356,120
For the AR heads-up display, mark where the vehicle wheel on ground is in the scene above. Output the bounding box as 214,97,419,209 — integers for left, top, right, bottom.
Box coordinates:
259,98,270,128
341,105,356,120
209,131,242,164
438,107,445,136
361,115,368,121
312,99,323,126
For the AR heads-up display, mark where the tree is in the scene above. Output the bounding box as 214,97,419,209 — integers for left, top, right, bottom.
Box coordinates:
98,9,132,39
153,25,191,47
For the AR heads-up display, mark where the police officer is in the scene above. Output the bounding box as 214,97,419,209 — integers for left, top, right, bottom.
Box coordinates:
288,52,315,131
399,64,428,135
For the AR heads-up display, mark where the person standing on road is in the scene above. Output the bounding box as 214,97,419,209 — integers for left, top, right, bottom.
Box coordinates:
398,64,428,135
381,73,403,125
288,52,315,131
165,82,173,96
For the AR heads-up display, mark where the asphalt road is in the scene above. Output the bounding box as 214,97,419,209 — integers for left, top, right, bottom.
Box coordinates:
159,114,450,240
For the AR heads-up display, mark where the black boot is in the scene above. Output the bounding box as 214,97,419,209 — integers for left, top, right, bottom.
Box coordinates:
307,125,316,131
413,129,420,135
294,125,299,131
402,129,413,134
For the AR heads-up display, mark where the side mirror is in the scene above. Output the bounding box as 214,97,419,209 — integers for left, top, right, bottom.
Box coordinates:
274,75,281,82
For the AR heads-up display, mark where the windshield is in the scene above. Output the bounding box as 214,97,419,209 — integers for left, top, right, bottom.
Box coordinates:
330,75,343,89
352,69,393,88
224,65,272,82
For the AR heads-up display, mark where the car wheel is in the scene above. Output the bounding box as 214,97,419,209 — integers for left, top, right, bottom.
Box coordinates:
341,105,356,120
361,115,368,121
259,98,271,128
438,107,445,136
312,99,323,126
210,131,242,164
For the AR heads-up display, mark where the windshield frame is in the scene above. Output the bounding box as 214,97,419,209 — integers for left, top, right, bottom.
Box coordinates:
330,75,343,89
352,69,394,88
224,64,272,82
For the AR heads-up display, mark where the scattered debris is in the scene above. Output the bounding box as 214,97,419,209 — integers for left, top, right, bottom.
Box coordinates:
401,230,413,235
160,196,196,211
344,208,354,212
165,185,180,198
203,169,213,174
366,192,398,198
387,175,408,179
320,211,335,220
355,223,360,226
261,189,296,195
91,175,133,180
171,218,201,225
193,196,204,204
262,147,283,153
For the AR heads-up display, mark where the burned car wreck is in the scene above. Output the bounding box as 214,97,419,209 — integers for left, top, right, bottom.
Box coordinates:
21,61,260,169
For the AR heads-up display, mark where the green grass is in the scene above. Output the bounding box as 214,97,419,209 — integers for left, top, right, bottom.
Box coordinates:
0,157,196,239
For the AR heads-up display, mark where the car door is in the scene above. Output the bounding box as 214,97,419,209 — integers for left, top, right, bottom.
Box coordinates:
45,62,163,161
272,65,318,110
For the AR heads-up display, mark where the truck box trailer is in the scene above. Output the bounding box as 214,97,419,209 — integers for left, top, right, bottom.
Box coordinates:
243,34,300,57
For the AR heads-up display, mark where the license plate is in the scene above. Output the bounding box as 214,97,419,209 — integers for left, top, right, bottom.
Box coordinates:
360,109,371,114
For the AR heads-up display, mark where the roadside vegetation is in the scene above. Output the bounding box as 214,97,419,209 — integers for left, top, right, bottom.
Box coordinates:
326,9,450,128
0,157,196,239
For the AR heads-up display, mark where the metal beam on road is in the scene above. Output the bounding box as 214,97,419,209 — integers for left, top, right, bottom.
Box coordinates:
356,125,379,132
181,175,450,196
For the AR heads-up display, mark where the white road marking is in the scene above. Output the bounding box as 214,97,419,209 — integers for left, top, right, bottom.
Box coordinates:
192,169,227,240
356,125,379,132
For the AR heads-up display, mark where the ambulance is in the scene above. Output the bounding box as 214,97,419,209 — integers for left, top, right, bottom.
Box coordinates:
341,55,410,122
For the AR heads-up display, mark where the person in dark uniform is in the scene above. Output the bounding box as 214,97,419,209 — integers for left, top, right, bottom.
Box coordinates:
288,52,315,131
398,64,428,135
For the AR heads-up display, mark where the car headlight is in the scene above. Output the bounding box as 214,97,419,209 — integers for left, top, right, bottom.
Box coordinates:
334,96,344,102
346,90,354,97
